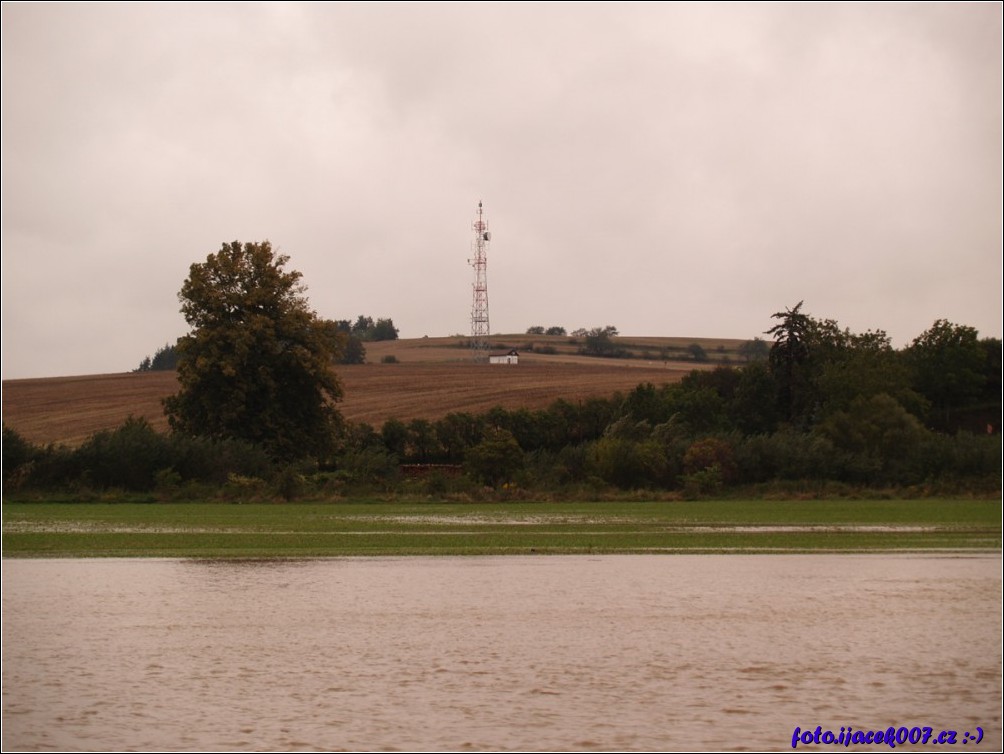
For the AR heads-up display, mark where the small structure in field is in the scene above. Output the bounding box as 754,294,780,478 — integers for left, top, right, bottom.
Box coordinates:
489,349,519,365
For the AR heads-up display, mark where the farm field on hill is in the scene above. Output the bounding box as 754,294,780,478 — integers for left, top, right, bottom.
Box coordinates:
362,334,748,366
1,335,726,447
337,360,694,427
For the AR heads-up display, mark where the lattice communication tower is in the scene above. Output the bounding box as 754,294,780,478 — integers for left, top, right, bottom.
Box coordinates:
469,201,491,362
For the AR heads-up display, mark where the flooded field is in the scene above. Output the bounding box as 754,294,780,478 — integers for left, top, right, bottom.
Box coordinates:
2,555,1000,751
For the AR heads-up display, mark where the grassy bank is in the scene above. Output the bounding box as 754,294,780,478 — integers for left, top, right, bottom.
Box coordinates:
2,498,999,557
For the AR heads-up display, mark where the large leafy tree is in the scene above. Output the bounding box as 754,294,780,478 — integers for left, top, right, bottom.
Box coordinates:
464,429,524,487
905,320,986,431
582,325,620,357
814,329,924,421
765,301,814,424
163,240,343,460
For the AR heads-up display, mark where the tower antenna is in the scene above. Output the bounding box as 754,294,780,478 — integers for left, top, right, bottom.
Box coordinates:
469,200,491,362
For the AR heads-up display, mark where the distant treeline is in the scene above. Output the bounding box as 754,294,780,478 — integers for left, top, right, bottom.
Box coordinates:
6,309,1000,500
135,315,399,371
135,343,179,372
517,325,771,363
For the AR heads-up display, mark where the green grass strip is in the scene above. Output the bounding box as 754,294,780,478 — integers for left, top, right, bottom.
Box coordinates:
2,499,999,558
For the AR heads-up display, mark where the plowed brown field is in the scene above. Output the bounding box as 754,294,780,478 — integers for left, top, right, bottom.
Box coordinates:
2,335,737,447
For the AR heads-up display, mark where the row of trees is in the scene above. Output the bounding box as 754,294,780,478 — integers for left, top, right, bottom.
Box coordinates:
3,419,272,493
525,325,625,355
336,315,398,342
765,302,998,434
527,326,772,365
328,316,399,365
338,399,998,493
336,303,999,489
137,314,398,372
4,365,997,496
526,325,567,336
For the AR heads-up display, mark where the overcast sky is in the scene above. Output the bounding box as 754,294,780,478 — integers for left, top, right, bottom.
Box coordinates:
2,3,1001,379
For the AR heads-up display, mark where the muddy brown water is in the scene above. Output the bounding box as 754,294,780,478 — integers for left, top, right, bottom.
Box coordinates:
2,555,1000,751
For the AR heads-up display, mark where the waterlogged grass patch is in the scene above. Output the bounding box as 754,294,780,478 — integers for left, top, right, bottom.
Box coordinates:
2,499,999,558
2,520,248,534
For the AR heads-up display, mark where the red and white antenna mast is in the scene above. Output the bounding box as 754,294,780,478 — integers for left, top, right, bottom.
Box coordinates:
469,200,491,362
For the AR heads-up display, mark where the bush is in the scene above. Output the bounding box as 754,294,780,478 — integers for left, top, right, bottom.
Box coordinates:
2,425,37,490
587,437,669,489
75,417,172,491
681,465,724,498
154,467,182,493
734,430,841,484
683,437,737,484
169,434,273,485
273,466,306,501
815,394,932,484
11,421,274,493
223,473,268,501
420,470,450,496
687,343,709,362
16,443,78,491
556,444,591,484
337,446,401,489
464,430,524,487
914,431,1002,484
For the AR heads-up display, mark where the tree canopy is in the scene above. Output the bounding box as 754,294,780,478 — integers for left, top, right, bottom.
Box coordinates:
580,325,622,357
766,301,814,423
526,325,566,336
135,343,179,372
336,315,399,341
905,319,986,430
163,240,343,460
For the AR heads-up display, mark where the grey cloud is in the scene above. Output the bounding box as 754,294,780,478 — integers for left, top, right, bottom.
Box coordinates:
2,2,1000,378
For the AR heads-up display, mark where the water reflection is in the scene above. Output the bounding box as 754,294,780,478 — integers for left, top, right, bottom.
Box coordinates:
3,555,1001,751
